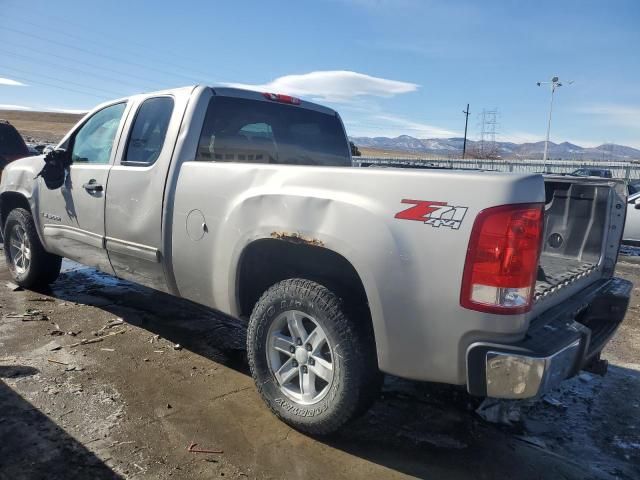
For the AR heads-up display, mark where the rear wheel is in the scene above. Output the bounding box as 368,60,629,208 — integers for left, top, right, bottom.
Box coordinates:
247,278,381,435
3,208,61,288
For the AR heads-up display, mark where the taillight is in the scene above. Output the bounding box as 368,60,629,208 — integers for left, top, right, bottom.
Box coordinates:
460,203,544,314
262,92,301,105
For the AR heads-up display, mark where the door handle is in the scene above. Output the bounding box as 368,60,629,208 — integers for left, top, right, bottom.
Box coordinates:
82,179,103,192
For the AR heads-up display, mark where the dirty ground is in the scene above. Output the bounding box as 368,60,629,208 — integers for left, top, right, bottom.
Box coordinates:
1,248,639,480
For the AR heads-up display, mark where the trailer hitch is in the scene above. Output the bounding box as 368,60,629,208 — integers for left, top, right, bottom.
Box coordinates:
583,354,609,376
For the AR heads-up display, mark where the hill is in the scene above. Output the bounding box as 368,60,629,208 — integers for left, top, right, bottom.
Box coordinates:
0,110,84,143
351,135,640,161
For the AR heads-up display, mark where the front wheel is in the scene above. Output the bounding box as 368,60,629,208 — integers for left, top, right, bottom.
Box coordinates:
247,278,381,435
3,208,62,288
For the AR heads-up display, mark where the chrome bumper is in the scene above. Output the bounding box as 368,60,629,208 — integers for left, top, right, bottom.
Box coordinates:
484,340,580,398
466,277,631,399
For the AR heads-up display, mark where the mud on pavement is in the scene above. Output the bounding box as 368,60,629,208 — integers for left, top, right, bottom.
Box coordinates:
1,248,639,480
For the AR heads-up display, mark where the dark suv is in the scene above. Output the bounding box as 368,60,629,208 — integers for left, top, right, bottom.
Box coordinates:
0,120,30,174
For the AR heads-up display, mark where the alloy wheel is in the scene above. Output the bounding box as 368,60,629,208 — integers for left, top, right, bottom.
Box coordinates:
266,310,335,405
8,224,30,275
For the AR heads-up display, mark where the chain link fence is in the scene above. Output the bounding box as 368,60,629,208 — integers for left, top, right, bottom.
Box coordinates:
354,157,640,181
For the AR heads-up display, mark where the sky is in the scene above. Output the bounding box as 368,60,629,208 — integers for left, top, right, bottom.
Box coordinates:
0,0,639,147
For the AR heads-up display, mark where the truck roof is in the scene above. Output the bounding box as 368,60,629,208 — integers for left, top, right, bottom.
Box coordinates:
210,87,338,116
86,85,338,118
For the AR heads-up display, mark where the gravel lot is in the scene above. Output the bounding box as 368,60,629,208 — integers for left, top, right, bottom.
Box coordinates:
1,247,639,480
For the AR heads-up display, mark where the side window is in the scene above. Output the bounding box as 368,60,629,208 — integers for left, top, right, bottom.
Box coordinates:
124,97,174,166
71,103,126,164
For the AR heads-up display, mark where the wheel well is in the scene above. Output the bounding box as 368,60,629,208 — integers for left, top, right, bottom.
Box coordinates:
237,239,372,328
0,192,30,231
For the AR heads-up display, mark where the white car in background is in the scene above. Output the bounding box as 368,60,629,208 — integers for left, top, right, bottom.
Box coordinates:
623,192,640,245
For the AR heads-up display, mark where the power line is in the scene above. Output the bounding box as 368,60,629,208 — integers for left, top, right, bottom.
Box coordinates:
0,72,110,100
1,39,166,90
0,64,127,97
0,48,157,92
0,25,203,85
1,13,233,84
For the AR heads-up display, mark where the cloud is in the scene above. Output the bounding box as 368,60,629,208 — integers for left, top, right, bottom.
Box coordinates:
0,77,27,86
564,139,601,148
0,104,87,114
224,70,419,103
0,104,32,111
345,113,457,138
498,131,543,144
577,104,640,127
578,104,640,117
42,107,88,114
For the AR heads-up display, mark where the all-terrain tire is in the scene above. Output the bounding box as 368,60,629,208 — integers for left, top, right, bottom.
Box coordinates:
247,278,381,435
3,208,62,288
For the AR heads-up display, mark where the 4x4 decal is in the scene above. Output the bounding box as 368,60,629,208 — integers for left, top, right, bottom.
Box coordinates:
395,199,468,230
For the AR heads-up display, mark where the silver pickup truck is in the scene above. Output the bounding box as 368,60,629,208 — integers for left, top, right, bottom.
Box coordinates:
0,86,631,434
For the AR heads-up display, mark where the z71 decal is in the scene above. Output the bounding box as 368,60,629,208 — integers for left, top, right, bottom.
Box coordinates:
395,199,468,230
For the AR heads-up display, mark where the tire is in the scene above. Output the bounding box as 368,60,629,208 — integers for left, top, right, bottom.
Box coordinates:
247,278,381,435
3,208,62,288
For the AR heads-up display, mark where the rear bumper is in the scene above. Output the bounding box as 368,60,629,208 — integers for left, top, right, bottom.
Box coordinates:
466,277,632,399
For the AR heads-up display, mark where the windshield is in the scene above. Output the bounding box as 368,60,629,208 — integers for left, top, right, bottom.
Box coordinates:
196,96,350,167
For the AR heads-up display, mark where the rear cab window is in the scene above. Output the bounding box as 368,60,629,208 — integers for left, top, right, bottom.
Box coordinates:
196,95,350,166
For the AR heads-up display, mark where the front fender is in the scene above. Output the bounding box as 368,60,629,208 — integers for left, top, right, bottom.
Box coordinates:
0,155,43,224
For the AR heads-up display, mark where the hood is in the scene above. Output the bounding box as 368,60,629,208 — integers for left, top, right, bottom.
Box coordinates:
3,152,30,162
1,153,44,176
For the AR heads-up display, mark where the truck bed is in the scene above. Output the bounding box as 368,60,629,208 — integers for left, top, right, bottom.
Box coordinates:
535,256,597,300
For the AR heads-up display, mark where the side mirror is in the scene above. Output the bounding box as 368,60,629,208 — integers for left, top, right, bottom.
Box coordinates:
42,145,54,155
634,202,640,210
36,148,71,190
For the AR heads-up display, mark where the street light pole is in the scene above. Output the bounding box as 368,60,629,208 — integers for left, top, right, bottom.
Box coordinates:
543,83,556,162
537,76,572,162
462,103,470,159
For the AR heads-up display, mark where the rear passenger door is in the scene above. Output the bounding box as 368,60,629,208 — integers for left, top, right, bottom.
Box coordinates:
104,96,179,291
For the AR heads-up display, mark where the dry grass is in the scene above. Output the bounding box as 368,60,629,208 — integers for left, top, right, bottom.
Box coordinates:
0,110,84,143
357,146,443,159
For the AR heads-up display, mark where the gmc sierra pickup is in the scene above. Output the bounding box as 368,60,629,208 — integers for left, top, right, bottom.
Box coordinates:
0,86,631,434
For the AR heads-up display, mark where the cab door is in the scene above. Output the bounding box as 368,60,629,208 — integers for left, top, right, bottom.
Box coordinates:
38,102,128,272
104,95,181,291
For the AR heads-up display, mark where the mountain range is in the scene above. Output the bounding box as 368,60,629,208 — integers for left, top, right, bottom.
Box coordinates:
350,135,640,161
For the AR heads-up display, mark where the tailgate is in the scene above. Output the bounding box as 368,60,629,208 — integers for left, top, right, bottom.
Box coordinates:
531,175,627,315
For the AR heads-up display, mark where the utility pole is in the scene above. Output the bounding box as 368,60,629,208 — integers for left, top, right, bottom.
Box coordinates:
462,104,470,159
537,76,572,162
